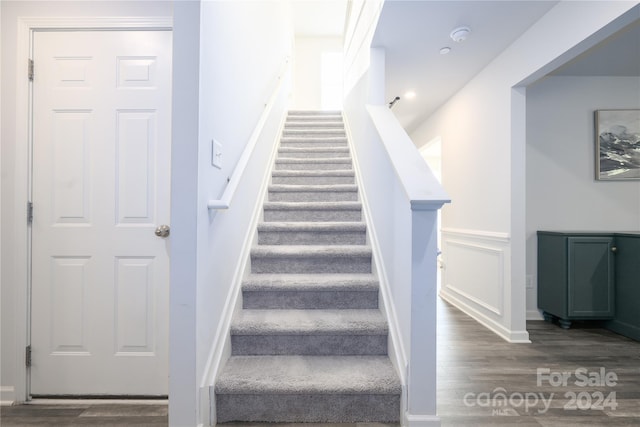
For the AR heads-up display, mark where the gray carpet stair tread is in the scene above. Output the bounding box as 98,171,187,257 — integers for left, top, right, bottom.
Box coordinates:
288,110,342,116
269,184,358,192
280,136,347,143
278,146,349,153
257,222,366,232
276,157,352,164
271,170,355,177
242,274,378,291
285,122,344,128
231,309,387,335
263,201,361,210
251,245,371,258
284,128,345,134
215,355,401,395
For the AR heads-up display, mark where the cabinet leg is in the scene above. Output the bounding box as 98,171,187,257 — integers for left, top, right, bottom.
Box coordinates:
542,312,555,323
558,319,572,329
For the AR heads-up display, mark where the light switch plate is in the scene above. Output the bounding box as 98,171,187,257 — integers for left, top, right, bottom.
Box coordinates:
212,140,222,169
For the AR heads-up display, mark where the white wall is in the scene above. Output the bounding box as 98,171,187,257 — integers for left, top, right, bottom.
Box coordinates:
195,2,292,425
169,1,200,425
292,36,342,110
0,0,173,406
410,1,639,342
526,75,640,317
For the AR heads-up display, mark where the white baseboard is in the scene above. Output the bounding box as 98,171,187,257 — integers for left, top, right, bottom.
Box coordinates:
1,386,15,406
405,413,441,427
440,289,530,343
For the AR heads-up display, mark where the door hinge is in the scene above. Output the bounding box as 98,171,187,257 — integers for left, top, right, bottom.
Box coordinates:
28,59,34,81
26,345,32,367
27,201,33,224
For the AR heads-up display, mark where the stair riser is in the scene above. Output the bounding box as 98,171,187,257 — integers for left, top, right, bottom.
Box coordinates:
251,256,371,274
281,141,348,149
275,162,352,171
258,230,366,245
268,191,358,203
242,290,379,310
216,393,400,423
263,209,362,222
272,175,355,185
288,111,341,117
288,113,342,118
231,335,387,356
278,150,349,159
287,118,343,124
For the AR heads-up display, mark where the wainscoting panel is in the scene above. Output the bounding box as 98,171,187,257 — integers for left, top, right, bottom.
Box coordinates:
440,228,520,342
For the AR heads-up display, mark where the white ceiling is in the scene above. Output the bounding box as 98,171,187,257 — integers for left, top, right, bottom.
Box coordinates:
291,0,348,37
372,1,560,133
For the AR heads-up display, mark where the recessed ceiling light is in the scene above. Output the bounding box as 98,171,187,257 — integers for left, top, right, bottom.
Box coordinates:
404,91,416,99
440,47,452,55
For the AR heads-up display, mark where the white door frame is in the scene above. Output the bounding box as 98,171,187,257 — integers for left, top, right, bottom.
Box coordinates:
12,16,172,403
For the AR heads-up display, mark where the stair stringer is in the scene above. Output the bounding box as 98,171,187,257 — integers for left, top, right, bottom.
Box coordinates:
343,115,409,424
199,111,288,426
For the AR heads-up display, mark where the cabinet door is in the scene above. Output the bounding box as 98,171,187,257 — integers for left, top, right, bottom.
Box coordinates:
567,237,615,318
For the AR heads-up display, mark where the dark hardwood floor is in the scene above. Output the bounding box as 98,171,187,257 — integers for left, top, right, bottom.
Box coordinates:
2,298,639,426
437,299,640,426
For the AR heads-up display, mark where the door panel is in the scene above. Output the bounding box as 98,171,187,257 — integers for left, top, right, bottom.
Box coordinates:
31,30,171,396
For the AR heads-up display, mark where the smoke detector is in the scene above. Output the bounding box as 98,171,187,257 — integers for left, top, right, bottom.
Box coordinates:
450,26,471,43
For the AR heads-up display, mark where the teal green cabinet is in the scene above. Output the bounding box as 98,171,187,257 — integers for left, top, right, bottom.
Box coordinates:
538,232,615,328
606,234,640,341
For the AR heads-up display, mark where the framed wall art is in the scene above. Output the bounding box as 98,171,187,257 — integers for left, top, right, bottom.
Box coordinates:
595,109,640,180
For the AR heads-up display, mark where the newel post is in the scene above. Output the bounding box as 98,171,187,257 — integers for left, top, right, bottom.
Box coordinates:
406,203,442,426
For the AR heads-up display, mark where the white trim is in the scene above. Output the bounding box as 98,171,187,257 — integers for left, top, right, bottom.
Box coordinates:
13,15,173,404
343,114,409,410
1,386,16,406
441,227,510,242
18,16,173,30
439,290,531,343
405,413,441,427
444,284,502,317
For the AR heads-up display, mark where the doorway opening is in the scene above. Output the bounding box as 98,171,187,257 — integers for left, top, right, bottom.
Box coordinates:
321,51,343,110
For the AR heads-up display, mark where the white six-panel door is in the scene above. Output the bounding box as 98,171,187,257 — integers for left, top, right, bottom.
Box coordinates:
30,30,171,396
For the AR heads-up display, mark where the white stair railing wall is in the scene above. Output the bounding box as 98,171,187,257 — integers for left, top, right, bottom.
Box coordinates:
343,49,450,427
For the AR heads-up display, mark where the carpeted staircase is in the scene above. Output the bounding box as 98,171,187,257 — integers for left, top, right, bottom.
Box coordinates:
215,111,401,423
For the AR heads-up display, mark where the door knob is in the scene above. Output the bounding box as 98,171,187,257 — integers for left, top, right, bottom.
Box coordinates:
155,225,170,238
611,246,617,253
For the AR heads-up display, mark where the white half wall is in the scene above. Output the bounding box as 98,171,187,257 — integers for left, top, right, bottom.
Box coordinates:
292,36,342,110
525,75,640,318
